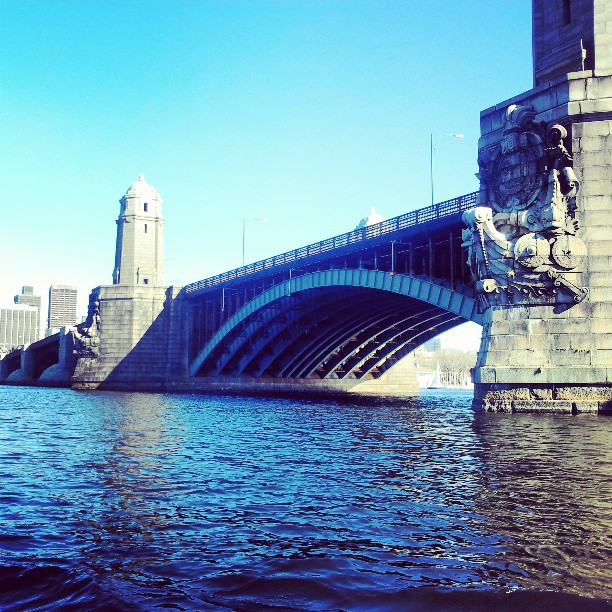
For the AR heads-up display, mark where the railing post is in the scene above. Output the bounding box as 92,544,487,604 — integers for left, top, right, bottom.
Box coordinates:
449,231,455,290
428,237,433,280
409,243,413,276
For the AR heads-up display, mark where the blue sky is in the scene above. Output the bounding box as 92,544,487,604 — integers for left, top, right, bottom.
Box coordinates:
0,0,533,348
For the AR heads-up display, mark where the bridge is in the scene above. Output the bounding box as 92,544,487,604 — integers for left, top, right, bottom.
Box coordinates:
2,0,611,412
1,193,482,394
184,193,480,391
0,328,75,387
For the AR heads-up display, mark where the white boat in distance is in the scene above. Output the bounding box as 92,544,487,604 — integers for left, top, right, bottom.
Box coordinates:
427,361,445,389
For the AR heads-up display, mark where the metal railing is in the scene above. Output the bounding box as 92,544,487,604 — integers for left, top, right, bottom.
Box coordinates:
185,191,477,294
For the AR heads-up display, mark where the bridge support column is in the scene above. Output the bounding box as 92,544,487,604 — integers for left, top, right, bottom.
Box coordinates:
38,328,77,387
473,304,611,413
465,71,612,413
5,344,35,385
0,351,19,382
71,285,190,391
0,355,10,382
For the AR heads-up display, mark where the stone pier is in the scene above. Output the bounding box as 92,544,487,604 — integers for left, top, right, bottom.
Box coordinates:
72,285,189,391
464,0,612,412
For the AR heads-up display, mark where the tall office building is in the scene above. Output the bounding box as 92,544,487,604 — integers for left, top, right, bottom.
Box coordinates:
14,286,41,310
0,305,39,350
14,286,41,340
47,285,78,330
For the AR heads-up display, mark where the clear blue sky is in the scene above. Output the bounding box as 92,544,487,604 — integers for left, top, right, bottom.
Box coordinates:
0,0,532,348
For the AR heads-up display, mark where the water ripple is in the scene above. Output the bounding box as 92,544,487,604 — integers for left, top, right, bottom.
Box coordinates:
0,387,610,610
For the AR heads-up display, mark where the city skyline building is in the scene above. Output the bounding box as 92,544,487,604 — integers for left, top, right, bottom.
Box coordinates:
14,285,41,310
14,285,41,341
113,173,164,286
0,304,39,351
47,285,78,331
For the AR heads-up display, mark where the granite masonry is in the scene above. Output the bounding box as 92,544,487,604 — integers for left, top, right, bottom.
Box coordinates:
464,0,612,412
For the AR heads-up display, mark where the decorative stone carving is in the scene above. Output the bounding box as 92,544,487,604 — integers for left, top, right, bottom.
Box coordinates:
551,235,587,269
73,301,101,358
463,104,588,310
514,233,550,269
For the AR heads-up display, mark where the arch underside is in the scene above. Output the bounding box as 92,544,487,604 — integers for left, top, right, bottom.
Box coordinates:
33,349,59,379
190,270,481,381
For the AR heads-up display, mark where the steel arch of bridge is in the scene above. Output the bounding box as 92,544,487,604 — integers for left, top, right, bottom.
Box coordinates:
189,269,482,380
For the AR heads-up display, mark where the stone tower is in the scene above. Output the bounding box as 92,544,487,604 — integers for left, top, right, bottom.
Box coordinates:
532,0,611,85
72,173,186,391
463,0,612,412
113,174,164,286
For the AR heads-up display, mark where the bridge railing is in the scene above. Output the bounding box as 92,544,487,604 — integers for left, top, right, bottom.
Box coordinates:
185,191,478,294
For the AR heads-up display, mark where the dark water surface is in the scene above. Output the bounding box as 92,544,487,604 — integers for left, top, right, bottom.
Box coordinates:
0,387,610,611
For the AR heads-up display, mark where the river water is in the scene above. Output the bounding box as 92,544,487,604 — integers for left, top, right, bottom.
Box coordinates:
0,386,610,611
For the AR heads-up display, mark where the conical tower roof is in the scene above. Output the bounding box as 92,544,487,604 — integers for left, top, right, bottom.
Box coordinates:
356,207,384,229
124,173,162,202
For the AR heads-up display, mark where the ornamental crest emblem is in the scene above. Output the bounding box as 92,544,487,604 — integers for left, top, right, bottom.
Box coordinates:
462,104,587,310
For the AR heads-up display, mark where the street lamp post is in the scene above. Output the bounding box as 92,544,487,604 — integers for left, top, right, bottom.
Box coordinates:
430,133,464,206
242,217,268,266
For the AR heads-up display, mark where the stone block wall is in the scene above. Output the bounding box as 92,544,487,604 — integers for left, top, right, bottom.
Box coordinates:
72,285,189,391
574,119,612,368
533,0,594,86
473,71,612,412
594,0,612,73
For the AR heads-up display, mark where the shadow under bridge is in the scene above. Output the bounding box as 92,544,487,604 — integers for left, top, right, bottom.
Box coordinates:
189,269,481,381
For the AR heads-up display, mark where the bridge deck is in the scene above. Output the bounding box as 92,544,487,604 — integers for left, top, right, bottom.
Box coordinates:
185,192,477,295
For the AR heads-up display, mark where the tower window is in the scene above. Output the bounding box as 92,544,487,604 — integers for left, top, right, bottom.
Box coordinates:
144,203,148,212
143,278,149,285
563,0,571,25
144,223,148,233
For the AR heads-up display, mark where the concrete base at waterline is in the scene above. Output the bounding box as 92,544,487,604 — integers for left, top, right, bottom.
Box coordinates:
72,372,419,397
473,376,612,414
37,365,74,387
4,369,35,386
177,372,419,398
72,360,420,398
72,376,419,398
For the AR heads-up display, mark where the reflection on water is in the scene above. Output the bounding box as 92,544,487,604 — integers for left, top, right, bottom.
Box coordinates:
0,387,610,611
81,395,185,589
472,412,612,599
